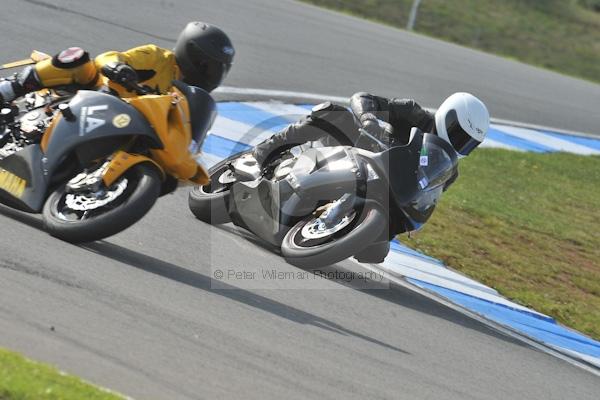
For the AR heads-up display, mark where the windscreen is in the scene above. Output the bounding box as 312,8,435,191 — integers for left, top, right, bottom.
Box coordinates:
411,135,458,215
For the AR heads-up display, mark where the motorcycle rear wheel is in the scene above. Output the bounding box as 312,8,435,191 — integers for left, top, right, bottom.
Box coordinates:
42,163,161,243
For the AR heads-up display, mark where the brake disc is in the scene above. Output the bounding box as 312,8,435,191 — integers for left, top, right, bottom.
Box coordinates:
300,211,356,240
64,178,128,211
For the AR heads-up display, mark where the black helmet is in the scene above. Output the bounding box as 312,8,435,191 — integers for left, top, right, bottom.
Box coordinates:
174,22,235,92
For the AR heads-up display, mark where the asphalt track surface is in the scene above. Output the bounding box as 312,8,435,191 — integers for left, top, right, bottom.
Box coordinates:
1,1,599,399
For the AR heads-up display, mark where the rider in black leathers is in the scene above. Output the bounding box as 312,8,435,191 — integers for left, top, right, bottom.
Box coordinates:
254,92,437,165
252,91,490,260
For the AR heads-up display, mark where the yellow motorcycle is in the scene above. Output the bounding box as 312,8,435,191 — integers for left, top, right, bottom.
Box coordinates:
0,52,214,242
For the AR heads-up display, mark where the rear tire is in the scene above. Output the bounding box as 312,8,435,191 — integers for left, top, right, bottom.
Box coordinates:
281,203,387,268
42,163,161,243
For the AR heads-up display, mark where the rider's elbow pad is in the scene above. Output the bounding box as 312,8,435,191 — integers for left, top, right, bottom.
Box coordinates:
35,48,98,88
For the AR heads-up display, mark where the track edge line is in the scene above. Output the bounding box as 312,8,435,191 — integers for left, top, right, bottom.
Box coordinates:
360,261,600,377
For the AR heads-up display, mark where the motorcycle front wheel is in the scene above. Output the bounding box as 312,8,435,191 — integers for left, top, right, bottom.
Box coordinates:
42,163,162,243
189,151,251,224
281,202,387,268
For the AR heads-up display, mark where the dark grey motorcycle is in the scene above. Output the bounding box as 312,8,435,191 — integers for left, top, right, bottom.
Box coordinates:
189,128,458,267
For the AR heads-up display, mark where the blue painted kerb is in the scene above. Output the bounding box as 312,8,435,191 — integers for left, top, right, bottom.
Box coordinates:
407,278,600,359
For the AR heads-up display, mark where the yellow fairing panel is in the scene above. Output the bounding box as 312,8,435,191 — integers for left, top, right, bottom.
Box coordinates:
126,91,200,181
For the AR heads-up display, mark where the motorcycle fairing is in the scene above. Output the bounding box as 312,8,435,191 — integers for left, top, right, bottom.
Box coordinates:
228,147,363,246
0,90,162,212
369,130,424,208
127,84,215,182
228,179,295,246
0,144,46,212
44,90,162,173
289,147,361,199
402,133,458,225
354,130,459,232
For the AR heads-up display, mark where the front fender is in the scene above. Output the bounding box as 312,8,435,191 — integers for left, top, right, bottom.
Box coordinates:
102,151,165,187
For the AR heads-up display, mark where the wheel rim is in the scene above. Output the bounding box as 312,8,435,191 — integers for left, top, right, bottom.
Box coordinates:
293,210,357,248
54,176,136,222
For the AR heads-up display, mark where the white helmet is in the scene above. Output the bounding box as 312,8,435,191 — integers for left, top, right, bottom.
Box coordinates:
435,92,490,156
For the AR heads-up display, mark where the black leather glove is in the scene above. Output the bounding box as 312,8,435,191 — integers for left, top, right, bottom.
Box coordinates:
361,113,395,142
361,119,387,141
101,62,138,89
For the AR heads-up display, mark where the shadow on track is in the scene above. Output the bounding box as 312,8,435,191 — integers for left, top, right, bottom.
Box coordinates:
82,241,410,355
0,204,523,350
210,221,529,348
309,263,529,348
0,204,43,229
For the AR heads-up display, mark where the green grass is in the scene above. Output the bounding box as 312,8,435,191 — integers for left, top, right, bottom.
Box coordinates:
395,149,600,340
302,0,600,83
0,348,123,400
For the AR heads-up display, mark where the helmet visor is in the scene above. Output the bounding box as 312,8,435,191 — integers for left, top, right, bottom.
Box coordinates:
186,43,231,91
445,110,481,156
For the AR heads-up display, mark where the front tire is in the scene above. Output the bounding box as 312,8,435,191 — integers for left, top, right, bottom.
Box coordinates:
188,175,231,225
189,151,251,224
281,202,387,268
42,163,162,243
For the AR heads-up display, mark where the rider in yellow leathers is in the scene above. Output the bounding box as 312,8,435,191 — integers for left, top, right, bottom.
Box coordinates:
0,21,235,182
